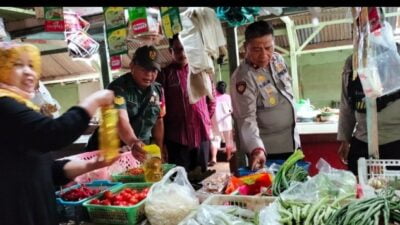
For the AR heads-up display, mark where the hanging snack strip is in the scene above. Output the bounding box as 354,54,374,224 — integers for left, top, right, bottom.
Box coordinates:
64,10,99,58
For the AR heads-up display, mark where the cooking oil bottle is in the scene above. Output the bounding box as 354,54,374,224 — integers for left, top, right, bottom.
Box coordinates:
99,105,120,162
143,144,163,182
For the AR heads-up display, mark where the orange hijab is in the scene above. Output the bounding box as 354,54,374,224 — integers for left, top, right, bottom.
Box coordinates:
0,42,41,111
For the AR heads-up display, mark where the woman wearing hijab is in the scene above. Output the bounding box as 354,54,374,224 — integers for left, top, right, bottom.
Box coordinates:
0,42,119,225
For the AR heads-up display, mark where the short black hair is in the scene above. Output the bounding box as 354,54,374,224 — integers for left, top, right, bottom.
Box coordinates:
168,34,180,49
245,20,274,42
216,80,227,94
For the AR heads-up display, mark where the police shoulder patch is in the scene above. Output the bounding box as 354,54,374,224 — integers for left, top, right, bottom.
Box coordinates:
236,81,247,95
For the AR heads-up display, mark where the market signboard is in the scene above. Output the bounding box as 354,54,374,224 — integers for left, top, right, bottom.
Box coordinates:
110,55,122,70
160,7,182,39
104,7,126,30
44,7,65,32
103,7,128,57
128,7,149,35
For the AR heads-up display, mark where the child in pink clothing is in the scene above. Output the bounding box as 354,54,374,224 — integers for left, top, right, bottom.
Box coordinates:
209,81,235,166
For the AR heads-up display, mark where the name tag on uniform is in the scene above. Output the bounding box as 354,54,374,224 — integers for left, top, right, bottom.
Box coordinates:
275,62,287,76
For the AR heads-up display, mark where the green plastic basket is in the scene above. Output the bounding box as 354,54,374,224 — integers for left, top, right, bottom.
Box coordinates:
112,163,176,183
83,183,152,225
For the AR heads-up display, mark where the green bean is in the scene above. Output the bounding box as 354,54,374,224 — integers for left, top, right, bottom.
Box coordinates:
304,197,329,225
301,204,311,219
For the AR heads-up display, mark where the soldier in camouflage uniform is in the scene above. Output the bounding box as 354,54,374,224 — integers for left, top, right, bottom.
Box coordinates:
86,46,165,160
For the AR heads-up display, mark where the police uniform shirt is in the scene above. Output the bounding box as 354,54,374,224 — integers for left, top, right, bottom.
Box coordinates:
108,73,165,143
230,52,300,155
338,56,400,145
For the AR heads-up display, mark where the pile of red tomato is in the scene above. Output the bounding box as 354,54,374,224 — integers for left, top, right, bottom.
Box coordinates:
61,185,100,201
89,187,149,206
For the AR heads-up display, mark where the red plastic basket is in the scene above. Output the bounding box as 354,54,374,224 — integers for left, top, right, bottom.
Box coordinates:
60,151,140,184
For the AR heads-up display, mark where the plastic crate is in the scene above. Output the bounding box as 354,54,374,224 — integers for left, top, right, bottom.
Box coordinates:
111,163,176,183
56,180,122,223
238,160,311,177
60,151,141,183
358,157,400,187
178,194,276,225
83,182,153,225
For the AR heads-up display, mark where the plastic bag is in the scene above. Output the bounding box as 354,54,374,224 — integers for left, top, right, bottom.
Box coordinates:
182,205,256,225
279,158,357,203
145,166,199,225
358,21,400,97
259,201,281,225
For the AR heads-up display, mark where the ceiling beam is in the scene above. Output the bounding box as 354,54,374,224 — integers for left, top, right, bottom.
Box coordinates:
41,47,68,55
42,72,100,84
0,7,35,16
281,16,300,100
298,45,353,55
275,45,289,55
297,24,325,53
295,18,352,30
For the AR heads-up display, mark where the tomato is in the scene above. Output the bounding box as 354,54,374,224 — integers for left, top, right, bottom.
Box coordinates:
112,201,121,205
101,199,111,205
138,192,147,201
142,188,149,193
120,201,128,206
129,197,139,205
103,191,113,200
114,194,123,202
123,188,133,194
131,189,138,195
90,199,100,204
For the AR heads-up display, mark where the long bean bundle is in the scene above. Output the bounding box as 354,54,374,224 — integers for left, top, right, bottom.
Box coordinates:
326,188,400,225
272,149,308,196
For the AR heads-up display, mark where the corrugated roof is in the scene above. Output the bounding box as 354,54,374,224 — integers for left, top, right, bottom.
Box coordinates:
41,52,97,81
237,7,399,50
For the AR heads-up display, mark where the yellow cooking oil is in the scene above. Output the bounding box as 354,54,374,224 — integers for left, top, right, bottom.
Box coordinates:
99,105,120,162
143,144,163,182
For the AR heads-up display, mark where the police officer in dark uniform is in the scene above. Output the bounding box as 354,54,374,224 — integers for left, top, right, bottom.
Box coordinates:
338,50,400,174
86,45,165,159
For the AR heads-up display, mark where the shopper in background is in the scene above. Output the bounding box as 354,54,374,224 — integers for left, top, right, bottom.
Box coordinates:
86,45,165,162
337,52,400,174
0,42,120,225
209,80,235,166
158,34,216,176
230,21,300,171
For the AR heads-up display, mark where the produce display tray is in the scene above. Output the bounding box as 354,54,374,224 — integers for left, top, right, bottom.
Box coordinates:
83,183,153,225
238,160,311,177
178,194,276,225
358,157,400,188
111,163,175,183
56,180,122,206
56,180,122,224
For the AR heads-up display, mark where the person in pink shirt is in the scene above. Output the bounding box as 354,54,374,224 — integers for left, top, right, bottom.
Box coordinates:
209,81,235,166
158,34,216,174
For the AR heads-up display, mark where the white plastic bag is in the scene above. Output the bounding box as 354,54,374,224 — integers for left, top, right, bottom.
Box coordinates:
145,166,199,225
358,21,400,98
279,158,357,204
259,201,281,225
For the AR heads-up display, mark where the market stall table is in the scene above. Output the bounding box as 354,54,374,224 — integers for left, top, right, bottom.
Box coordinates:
298,121,347,175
